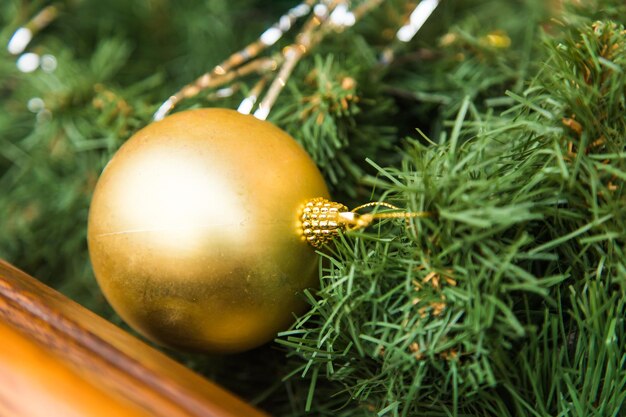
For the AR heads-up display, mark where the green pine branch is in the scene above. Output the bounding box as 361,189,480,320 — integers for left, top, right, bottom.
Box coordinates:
278,13,626,417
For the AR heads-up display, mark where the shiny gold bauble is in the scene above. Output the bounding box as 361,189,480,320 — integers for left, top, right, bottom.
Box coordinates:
88,108,329,353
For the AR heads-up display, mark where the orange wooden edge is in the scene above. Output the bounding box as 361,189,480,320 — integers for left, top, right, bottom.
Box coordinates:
0,259,270,417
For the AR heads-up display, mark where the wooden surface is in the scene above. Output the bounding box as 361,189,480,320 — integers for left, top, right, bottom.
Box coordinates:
0,259,269,417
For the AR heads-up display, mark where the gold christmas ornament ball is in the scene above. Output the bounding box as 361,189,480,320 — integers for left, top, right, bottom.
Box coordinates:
88,108,329,353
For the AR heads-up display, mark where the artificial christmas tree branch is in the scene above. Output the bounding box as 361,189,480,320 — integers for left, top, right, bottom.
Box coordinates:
277,10,626,416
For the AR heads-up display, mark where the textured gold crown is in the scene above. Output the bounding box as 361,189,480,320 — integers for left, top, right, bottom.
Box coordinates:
300,198,348,248
300,197,432,249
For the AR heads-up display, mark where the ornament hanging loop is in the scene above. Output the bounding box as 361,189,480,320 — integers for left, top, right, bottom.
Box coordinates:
300,197,432,248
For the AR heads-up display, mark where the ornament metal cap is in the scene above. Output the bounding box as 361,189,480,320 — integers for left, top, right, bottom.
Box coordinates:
300,197,433,248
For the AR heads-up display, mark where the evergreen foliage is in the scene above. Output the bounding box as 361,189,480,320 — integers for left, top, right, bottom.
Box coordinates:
1,1,624,416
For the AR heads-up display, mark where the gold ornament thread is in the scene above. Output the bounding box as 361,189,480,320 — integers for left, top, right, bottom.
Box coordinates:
300,197,432,248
